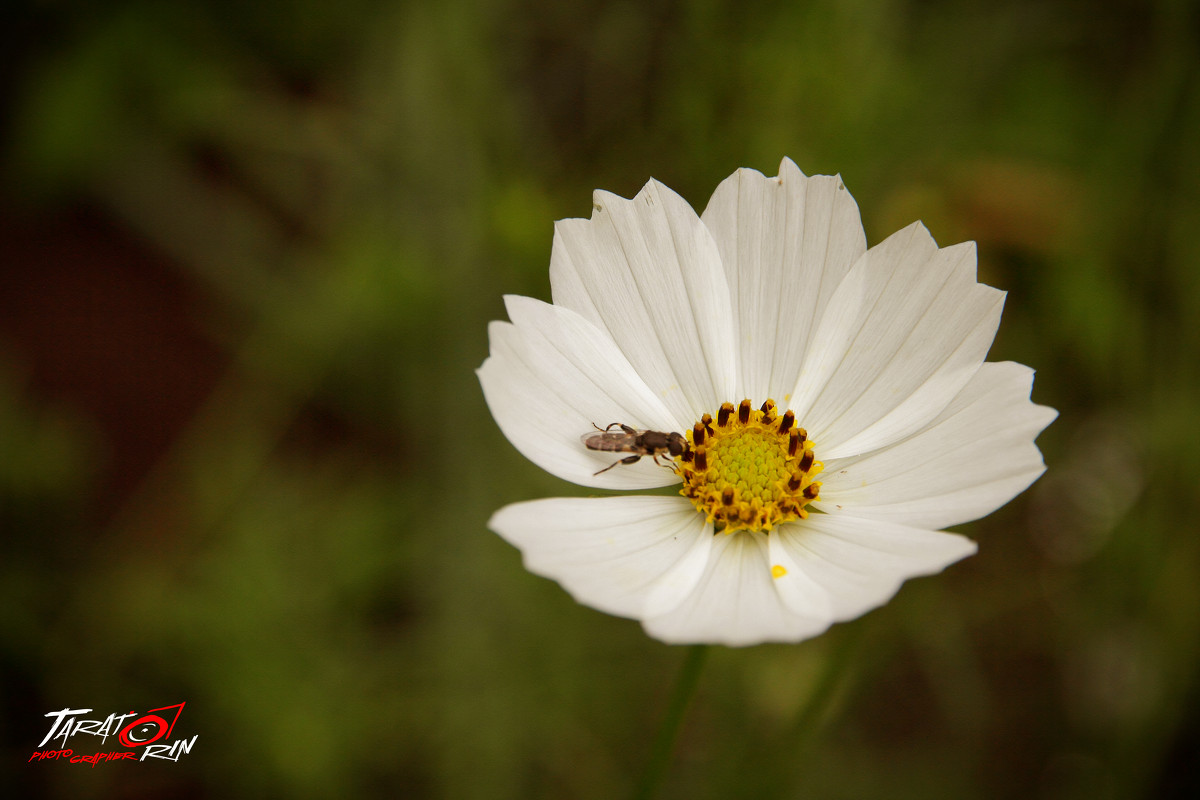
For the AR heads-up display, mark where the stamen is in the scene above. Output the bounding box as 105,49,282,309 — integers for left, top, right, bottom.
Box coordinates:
718,402,734,427
678,399,823,534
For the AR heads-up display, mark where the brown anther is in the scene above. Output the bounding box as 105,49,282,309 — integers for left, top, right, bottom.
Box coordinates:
680,399,821,534
717,403,734,427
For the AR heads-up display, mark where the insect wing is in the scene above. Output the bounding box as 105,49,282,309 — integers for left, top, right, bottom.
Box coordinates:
582,429,640,452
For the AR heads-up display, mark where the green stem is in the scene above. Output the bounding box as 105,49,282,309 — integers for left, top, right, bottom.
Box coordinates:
633,644,709,800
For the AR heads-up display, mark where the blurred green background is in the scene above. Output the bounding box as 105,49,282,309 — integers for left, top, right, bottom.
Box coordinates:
2,0,1198,797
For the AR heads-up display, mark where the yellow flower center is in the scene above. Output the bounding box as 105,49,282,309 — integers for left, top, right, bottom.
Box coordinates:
678,399,823,533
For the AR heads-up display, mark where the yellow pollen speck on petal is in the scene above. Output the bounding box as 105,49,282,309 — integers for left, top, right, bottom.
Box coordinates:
679,398,823,534
771,564,787,579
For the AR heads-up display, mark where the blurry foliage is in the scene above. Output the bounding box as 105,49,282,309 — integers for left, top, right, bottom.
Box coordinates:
2,0,1199,798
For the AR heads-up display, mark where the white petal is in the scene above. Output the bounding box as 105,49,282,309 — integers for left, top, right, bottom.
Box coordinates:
643,526,716,618
478,296,684,489
791,223,1005,458
766,532,835,621
643,530,833,646
548,179,736,424
773,513,978,621
816,361,1058,529
701,158,867,403
489,496,709,620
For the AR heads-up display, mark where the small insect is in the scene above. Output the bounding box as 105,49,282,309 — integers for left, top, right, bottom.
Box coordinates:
582,423,688,476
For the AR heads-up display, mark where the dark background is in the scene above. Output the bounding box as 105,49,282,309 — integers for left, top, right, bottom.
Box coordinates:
2,0,1198,797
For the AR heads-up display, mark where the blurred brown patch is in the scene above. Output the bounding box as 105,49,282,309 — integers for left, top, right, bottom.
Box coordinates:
0,199,229,525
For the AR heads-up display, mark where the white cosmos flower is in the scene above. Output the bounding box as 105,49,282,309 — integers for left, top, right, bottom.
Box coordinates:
478,158,1056,647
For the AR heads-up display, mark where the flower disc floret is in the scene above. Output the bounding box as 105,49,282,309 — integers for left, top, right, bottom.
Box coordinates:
678,399,823,533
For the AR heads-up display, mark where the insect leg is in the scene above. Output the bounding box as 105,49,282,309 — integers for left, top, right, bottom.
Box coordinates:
593,454,642,476
652,453,681,471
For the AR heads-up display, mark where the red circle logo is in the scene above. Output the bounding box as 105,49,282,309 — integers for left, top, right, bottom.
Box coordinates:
118,715,168,748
